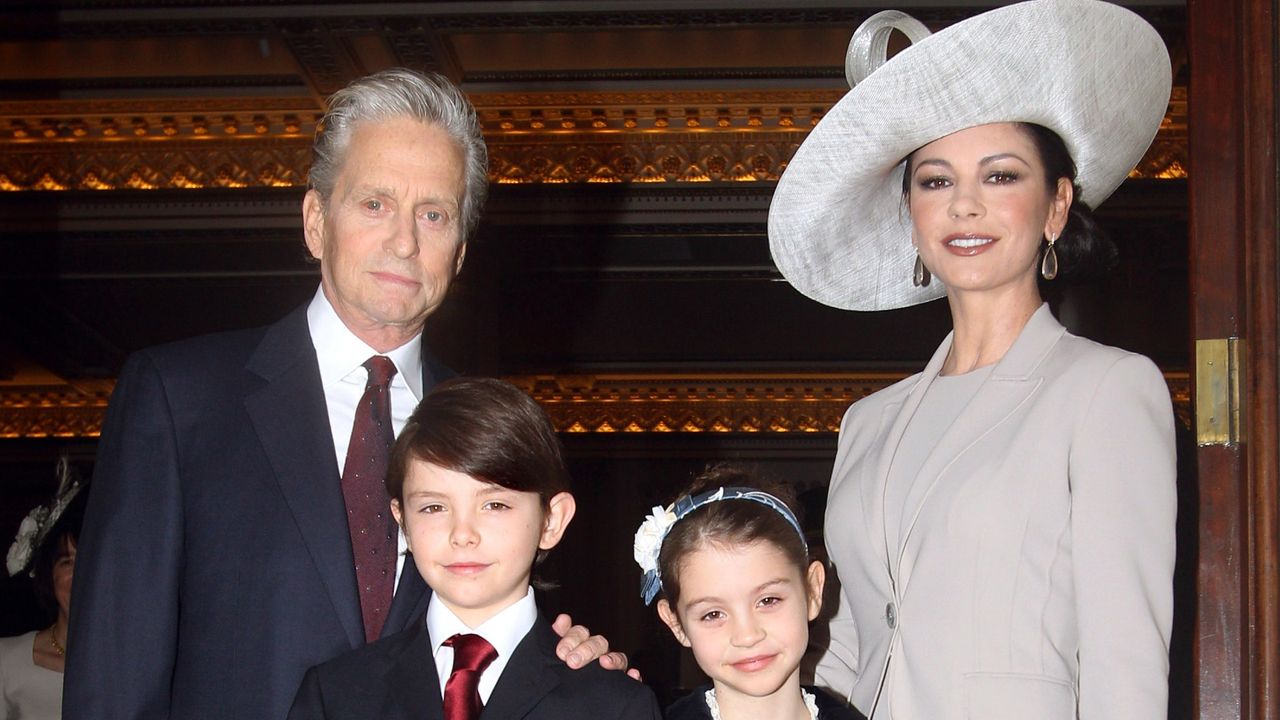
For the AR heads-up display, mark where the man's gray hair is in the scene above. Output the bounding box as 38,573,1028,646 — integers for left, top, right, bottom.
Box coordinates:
309,68,489,240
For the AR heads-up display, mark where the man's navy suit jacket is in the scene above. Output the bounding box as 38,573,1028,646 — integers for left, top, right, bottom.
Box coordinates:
65,302,452,720
288,617,662,720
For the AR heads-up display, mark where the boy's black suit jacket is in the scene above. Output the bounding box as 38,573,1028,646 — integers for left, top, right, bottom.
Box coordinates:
288,616,662,720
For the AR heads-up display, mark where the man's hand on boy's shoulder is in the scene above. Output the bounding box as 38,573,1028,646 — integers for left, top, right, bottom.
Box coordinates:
552,613,643,680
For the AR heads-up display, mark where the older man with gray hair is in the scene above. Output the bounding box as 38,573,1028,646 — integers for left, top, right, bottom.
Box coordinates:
65,69,620,720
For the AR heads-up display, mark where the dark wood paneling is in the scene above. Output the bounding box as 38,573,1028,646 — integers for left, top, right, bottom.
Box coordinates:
0,182,1190,380
1188,0,1280,718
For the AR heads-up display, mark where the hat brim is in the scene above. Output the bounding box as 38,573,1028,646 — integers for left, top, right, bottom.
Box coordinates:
768,0,1172,312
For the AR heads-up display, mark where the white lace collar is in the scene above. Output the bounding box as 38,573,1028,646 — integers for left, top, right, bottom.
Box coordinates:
703,688,819,720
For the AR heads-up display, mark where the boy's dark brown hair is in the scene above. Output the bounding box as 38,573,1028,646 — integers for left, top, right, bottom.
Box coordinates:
657,464,809,606
385,376,569,507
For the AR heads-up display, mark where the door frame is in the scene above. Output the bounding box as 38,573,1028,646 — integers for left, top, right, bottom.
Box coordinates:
1188,1,1280,718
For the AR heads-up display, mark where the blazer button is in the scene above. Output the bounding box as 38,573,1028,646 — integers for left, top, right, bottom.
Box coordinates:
885,602,897,629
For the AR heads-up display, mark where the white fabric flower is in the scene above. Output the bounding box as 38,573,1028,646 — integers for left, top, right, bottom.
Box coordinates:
6,512,44,577
633,505,676,573
7,456,83,578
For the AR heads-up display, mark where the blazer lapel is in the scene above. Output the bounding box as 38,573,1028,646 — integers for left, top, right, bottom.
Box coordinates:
480,621,563,720
894,304,1065,594
243,304,364,651
388,623,445,720
862,334,954,586
385,555,429,637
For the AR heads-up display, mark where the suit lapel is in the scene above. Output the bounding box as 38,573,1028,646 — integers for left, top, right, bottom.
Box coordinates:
894,304,1065,594
862,334,953,586
385,556,429,637
421,346,456,390
243,304,364,650
388,623,445,720
480,621,563,720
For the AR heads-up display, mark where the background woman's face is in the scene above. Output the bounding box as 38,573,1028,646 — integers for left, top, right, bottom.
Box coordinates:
907,122,1070,300
53,535,76,616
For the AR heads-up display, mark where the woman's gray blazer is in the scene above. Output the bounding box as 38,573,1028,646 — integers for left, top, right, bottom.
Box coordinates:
816,304,1176,720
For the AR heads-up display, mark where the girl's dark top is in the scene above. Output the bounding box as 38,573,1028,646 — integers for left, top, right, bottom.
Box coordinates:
664,685,866,720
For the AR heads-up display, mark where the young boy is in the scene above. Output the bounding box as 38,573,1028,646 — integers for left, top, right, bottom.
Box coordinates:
288,377,660,720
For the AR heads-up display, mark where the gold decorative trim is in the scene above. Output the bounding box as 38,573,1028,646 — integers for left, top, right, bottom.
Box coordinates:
488,134,801,184
0,372,1192,439
0,381,114,439
0,139,312,191
0,131,1186,192
507,373,894,434
0,87,1188,190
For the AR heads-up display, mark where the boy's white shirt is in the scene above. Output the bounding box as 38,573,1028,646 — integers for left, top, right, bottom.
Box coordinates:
427,586,538,702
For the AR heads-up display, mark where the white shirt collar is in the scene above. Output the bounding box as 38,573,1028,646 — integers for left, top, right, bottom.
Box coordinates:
426,586,538,663
426,587,538,702
306,286,424,398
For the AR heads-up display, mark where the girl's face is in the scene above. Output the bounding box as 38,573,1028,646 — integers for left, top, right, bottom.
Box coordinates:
657,541,824,702
907,122,1071,301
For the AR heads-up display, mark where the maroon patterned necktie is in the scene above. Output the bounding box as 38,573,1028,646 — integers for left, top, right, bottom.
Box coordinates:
443,633,498,720
341,355,397,643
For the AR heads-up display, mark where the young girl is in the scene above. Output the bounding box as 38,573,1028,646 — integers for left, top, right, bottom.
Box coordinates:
634,465,863,720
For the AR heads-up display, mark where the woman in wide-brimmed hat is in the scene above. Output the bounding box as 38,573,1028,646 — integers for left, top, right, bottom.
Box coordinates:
768,1,1176,718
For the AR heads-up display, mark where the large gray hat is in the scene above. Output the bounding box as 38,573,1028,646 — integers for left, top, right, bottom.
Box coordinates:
767,0,1172,311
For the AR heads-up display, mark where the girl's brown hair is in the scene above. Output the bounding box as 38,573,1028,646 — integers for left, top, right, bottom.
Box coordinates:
657,464,809,606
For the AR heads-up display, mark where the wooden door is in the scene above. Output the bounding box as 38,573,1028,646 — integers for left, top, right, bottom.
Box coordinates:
1187,0,1279,718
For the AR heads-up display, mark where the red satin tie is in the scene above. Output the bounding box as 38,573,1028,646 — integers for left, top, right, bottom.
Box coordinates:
443,633,498,720
340,355,397,643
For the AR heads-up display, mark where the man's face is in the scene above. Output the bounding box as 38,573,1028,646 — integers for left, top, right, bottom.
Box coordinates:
303,116,468,350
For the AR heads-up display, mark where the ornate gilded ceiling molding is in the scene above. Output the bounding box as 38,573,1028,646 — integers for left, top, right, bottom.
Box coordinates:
509,372,1193,433
1132,86,1188,179
489,133,803,184
0,130,1188,192
0,381,113,439
0,87,1189,190
0,106,319,143
0,372,1192,440
0,139,312,191
508,373,893,434
472,89,845,121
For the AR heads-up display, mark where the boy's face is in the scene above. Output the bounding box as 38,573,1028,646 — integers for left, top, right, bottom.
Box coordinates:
391,460,574,628
656,541,824,703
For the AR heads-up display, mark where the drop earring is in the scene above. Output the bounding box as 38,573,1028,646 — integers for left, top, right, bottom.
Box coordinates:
912,252,931,287
1041,232,1059,280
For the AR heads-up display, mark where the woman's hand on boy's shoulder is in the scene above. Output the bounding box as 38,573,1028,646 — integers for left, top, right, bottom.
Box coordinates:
552,613,643,680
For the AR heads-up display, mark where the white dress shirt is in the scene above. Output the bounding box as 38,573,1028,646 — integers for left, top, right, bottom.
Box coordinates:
307,286,424,587
426,587,538,703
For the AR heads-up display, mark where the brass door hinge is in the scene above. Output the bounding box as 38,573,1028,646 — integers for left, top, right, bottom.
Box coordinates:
1195,337,1245,446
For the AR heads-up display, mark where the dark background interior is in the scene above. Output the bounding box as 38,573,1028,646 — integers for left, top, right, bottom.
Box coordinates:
0,0,1191,710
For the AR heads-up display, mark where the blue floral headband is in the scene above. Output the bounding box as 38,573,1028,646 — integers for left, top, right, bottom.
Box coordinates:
632,486,806,606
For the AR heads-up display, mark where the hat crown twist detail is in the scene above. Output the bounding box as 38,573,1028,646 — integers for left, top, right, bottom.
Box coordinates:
845,10,932,88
